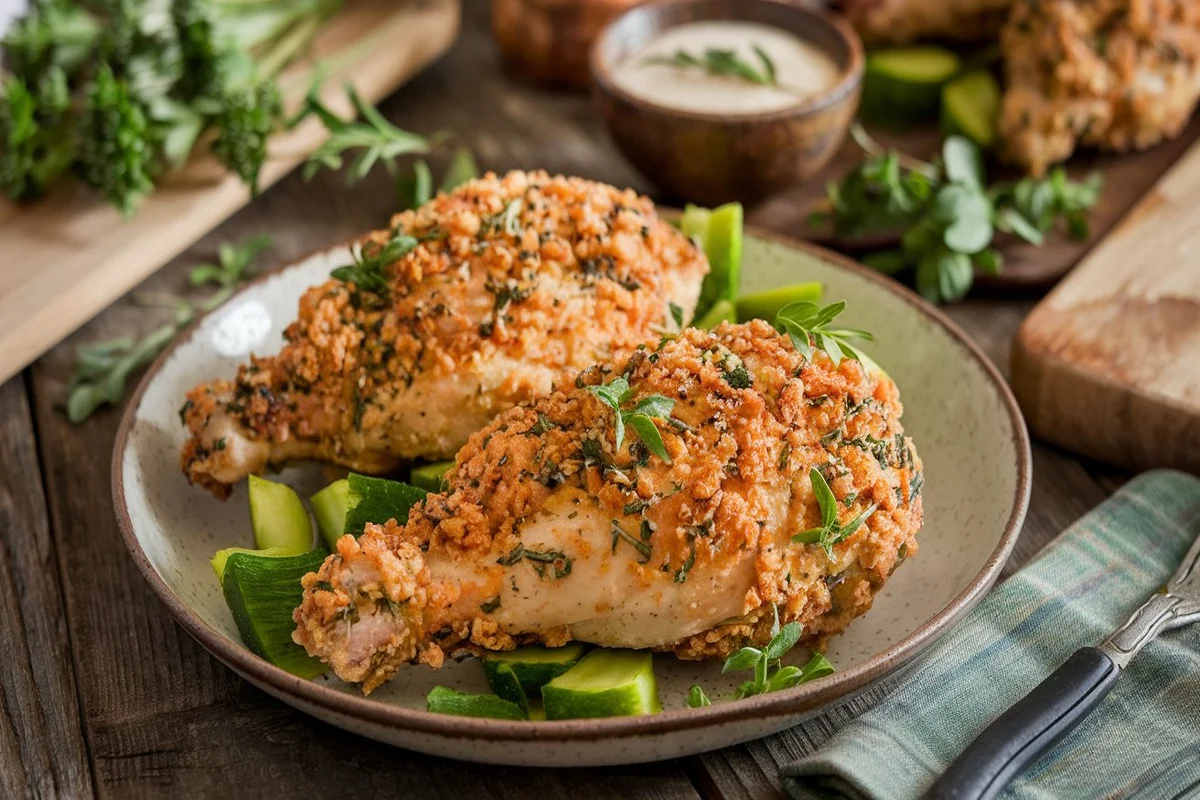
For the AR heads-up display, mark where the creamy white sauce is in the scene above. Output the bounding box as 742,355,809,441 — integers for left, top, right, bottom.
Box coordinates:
611,21,839,115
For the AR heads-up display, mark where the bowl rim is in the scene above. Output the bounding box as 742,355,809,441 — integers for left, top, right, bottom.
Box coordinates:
589,0,865,124
112,224,1031,745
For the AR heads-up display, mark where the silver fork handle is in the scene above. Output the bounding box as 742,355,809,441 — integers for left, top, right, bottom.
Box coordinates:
1097,593,1192,669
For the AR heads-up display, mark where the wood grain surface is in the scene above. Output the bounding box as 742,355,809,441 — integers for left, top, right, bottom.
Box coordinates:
1011,137,1200,474
0,0,461,388
0,1,1140,797
0,377,93,799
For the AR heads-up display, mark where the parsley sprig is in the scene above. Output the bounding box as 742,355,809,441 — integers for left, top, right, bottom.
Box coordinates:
792,467,877,559
644,45,777,86
774,301,872,367
66,234,272,423
585,376,675,464
812,125,1103,303
689,610,835,704
1,0,336,216
292,79,477,209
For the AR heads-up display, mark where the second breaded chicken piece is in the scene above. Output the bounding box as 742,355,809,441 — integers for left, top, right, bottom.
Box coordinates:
292,321,923,693
1000,0,1200,176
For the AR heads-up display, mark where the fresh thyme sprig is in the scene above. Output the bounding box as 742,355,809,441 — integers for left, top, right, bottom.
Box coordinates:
774,301,873,367
330,232,419,295
644,45,777,86
65,235,272,423
292,78,477,209
792,467,877,559
585,376,675,463
687,609,836,704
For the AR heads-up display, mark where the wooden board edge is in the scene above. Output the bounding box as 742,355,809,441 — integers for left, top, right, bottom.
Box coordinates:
1011,318,1200,474
0,0,460,386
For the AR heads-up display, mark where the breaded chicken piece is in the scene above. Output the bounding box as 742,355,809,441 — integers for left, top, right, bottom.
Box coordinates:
292,321,923,693
1000,0,1200,175
839,0,1013,44
180,171,708,498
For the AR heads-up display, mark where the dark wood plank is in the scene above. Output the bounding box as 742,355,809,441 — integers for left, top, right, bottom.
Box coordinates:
0,375,94,799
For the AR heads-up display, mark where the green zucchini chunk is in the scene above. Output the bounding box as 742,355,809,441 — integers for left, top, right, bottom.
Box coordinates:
482,642,588,696
248,474,312,553
222,549,329,678
542,649,661,719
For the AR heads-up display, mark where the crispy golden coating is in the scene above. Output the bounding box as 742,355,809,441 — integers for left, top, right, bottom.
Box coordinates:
180,171,708,497
839,0,1013,44
292,321,923,693
1000,0,1200,175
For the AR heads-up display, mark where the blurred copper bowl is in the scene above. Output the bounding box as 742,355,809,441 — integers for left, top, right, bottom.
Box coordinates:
492,0,646,89
591,0,864,205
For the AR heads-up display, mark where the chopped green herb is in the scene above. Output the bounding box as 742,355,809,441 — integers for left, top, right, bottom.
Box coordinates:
332,233,419,295
610,519,652,563
644,45,778,86
669,302,685,329
480,596,502,613
793,468,877,559
496,543,572,578
687,684,711,708
775,301,873,367
585,377,676,463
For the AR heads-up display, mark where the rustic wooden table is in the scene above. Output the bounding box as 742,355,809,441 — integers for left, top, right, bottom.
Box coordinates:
1,3,1130,798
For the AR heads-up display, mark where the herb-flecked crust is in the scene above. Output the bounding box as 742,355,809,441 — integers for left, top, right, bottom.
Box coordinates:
179,171,708,497
292,321,923,694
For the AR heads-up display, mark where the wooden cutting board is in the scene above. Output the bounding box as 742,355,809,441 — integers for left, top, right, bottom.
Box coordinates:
0,0,459,386
1011,137,1200,474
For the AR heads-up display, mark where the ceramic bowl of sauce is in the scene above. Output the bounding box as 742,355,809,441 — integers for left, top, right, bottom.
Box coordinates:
592,0,864,205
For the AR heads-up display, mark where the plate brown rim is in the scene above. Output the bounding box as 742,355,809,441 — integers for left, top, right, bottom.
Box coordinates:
112,224,1031,744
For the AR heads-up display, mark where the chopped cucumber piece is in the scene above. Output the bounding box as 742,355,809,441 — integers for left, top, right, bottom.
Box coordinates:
542,649,661,719
679,204,711,240
211,545,291,583
222,549,329,678
482,643,587,696
310,479,351,551
426,686,527,720
343,473,428,535
248,474,312,553
861,47,961,128
693,299,736,330
736,282,823,324
485,663,530,711
410,461,453,493
941,70,1001,148
683,203,743,318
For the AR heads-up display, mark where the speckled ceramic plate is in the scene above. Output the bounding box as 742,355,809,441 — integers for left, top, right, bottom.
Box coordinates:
113,228,1030,767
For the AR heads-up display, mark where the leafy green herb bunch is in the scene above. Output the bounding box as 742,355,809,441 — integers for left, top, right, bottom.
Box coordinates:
1,0,342,216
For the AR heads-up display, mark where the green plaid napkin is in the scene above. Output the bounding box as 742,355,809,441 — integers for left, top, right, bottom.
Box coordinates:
782,469,1200,800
